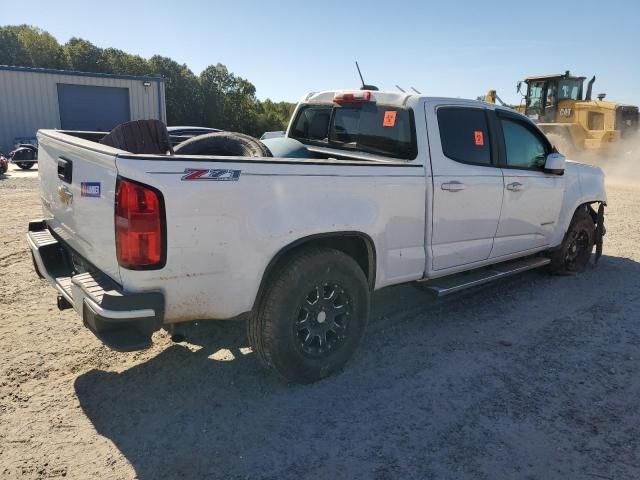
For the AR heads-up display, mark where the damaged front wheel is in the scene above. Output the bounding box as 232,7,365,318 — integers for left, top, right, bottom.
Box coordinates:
547,206,597,274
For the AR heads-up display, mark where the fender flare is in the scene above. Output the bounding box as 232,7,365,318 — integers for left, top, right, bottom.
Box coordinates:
252,231,377,310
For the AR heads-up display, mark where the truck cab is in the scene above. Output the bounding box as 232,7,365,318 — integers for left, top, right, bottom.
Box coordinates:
523,72,586,123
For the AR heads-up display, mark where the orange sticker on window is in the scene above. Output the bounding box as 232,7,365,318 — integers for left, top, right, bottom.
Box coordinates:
474,130,484,146
383,111,397,127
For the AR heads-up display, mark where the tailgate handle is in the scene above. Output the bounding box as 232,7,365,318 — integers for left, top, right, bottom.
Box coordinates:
57,157,73,183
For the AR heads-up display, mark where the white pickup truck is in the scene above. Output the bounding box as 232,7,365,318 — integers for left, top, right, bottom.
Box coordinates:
28,89,606,383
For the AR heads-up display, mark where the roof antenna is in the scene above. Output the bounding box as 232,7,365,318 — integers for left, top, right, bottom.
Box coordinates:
410,86,421,94
355,61,379,91
395,85,406,93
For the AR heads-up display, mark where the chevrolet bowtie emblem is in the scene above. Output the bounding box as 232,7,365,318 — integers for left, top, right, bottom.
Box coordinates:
57,185,73,205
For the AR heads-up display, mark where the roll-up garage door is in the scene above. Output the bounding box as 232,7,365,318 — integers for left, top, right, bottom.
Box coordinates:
57,84,131,131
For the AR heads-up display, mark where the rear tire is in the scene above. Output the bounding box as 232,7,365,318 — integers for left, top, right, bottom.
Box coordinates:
248,247,370,383
17,162,34,170
547,207,595,274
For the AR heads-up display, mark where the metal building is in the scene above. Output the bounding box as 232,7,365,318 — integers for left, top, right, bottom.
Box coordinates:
0,65,166,153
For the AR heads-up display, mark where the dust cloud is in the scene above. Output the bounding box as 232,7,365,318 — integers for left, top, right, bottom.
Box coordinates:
570,134,640,187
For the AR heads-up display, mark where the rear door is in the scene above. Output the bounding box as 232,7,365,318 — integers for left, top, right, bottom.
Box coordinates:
426,103,504,270
37,131,122,282
490,111,564,258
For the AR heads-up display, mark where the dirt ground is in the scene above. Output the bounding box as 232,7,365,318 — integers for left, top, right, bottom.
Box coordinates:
1,162,639,480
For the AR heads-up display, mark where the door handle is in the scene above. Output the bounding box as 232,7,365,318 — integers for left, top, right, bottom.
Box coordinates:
441,181,466,192
57,157,73,183
506,182,523,192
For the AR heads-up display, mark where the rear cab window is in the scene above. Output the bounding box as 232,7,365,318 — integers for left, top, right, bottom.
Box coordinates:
437,107,492,165
289,102,417,160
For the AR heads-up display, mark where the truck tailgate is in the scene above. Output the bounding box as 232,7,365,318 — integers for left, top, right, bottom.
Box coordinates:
37,130,121,283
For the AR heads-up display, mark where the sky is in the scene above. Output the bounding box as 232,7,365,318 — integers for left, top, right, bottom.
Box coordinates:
3,0,640,106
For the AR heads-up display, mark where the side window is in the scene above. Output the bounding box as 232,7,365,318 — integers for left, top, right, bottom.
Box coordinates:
501,118,548,169
437,107,491,165
291,106,331,141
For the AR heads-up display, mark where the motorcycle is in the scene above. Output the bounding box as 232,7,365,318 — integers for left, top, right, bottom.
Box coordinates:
9,144,38,170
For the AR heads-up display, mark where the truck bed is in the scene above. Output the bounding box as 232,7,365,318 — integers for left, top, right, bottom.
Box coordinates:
35,128,427,324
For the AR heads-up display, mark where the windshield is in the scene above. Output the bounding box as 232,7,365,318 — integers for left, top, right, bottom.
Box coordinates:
527,81,544,109
558,79,582,101
290,103,417,159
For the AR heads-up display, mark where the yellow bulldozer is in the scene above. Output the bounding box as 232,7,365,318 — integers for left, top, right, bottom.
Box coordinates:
487,71,639,155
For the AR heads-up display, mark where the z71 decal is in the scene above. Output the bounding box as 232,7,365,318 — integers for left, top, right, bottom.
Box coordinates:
181,168,241,181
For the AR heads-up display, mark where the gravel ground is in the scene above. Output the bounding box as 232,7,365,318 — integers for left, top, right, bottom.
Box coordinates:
1,164,639,480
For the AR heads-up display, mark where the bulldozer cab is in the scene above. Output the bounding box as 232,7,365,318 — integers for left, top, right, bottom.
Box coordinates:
523,72,586,123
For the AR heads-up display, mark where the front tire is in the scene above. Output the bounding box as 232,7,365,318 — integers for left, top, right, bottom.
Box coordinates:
248,247,370,383
547,207,595,274
17,162,34,170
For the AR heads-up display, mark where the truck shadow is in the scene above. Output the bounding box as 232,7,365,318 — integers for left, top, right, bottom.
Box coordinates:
74,254,640,480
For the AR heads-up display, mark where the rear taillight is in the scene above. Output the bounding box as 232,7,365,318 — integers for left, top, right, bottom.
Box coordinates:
115,178,165,269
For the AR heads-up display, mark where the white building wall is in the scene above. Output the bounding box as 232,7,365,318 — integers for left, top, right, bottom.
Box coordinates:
0,66,166,152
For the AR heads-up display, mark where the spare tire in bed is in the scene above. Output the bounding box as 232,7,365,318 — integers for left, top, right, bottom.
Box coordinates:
99,119,174,154
174,132,272,157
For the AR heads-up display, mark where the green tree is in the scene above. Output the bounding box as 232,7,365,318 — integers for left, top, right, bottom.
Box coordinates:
255,99,296,134
63,37,107,72
148,55,201,125
17,25,65,68
199,63,233,129
0,27,25,66
103,48,149,76
199,63,264,134
0,25,64,68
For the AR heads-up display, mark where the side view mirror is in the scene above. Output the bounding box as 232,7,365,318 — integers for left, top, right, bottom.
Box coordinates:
544,152,565,175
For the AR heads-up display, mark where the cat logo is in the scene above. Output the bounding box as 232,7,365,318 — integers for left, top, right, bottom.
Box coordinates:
560,108,572,117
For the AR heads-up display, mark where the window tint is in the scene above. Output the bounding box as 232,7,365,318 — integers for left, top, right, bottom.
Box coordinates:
329,105,415,158
559,79,581,100
545,83,557,108
437,107,491,165
290,104,417,159
291,106,332,141
527,81,544,109
501,118,547,169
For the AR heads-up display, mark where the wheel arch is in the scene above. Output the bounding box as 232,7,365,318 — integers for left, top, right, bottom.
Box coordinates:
551,198,605,248
253,231,377,310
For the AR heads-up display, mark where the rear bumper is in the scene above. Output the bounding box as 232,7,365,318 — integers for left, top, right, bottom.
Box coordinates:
27,219,164,351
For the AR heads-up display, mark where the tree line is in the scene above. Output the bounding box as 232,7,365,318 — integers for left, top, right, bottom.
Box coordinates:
0,25,295,137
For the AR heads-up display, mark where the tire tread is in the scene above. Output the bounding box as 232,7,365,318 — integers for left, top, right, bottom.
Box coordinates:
247,247,368,382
